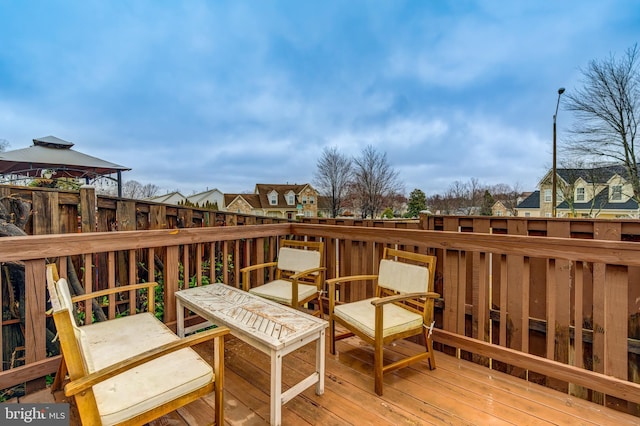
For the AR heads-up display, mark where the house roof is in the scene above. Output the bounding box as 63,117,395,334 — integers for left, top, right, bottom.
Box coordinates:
557,188,639,210
225,193,262,209
0,136,130,179
146,191,186,204
186,188,223,204
254,183,310,209
556,164,633,184
516,191,540,208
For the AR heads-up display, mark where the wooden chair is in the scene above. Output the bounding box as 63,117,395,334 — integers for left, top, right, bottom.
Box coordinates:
327,248,439,395
46,264,230,425
241,239,326,316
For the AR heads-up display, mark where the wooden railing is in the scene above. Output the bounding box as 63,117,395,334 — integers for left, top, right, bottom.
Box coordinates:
1,220,639,416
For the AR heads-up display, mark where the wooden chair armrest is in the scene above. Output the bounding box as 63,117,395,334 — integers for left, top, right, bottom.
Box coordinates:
70,282,159,303
290,266,326,280
370,292,440,306
239,261,277,274
325,275,379,287
326,275,379,306
241,261,278,291
64,326,231,397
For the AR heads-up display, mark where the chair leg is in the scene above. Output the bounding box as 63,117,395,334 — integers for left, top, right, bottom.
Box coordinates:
51,356,68,392
315,293,324,319
423,331,436,370
374,339,384,396
329,317,336,355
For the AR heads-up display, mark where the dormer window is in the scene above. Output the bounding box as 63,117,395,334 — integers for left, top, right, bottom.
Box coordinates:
611,185,622,201
269,193,278,205
576,187,585,201
287,193,295,205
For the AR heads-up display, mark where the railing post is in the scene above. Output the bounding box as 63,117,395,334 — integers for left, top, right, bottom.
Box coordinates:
24,260,47,393
79,185,96,233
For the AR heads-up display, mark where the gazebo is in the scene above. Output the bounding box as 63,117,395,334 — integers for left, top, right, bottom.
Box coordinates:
0,136,130,196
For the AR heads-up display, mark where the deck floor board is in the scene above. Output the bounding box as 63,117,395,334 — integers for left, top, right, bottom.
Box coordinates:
22,333,640,425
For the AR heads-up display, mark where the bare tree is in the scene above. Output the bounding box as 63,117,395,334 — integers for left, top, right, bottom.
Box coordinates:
313,146,352,217
446,178,487,215
0,139,9,152
489,183,523,216
352,145,403,219
140,183,160,198
564,44,640,201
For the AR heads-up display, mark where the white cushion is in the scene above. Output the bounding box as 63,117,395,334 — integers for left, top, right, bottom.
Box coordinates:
249,279,318,305
55,279,80,333
55,279,95,371
378,259,430,294
80,313,213,426
277,247,321,273
333,297,423,339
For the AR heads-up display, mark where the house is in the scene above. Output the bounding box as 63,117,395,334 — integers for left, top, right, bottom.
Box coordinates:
491,200,512,216
516,165,640,218
225,183,320,219
185,188,224,210
515,191,541,217
147,191,188,205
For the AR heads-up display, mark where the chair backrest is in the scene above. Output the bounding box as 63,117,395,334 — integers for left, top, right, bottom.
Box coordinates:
276,240,324,277
377,248,436,295
47,266,94,376
277,247,322,273
378,259,430,294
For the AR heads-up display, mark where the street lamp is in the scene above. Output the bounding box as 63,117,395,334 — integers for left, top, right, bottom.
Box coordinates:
552,87,565,217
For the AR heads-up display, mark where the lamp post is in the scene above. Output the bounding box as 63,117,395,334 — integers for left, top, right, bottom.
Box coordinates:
552,87,565,217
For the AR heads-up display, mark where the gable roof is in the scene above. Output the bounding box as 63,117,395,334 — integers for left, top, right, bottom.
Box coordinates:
254,183,311,208
557,188,639,210
556,164,634,185
225,193,262,209
516,191,540,209
186,188,223,204
146,191,187,204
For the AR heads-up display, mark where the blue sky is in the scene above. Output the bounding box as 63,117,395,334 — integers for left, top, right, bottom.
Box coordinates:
1,1,638,196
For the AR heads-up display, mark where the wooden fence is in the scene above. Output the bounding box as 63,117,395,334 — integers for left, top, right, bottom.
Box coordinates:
1,186,639,416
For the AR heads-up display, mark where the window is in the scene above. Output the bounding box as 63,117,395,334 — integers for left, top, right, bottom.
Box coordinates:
302,196,307,204
310,196,315,204
611,185,622,201
545,212,552,217
287,194,295,205
495,211,503,216
544,189,552,202
576,187,585,201
524,212,531,217
269,194,277,205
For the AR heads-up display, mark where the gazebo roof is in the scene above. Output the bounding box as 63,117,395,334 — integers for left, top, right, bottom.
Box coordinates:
0,136,130,179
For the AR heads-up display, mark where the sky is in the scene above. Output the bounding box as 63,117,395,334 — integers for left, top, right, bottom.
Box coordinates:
1,1,639,197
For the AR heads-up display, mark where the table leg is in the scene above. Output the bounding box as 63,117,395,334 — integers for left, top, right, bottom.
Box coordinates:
316,329,325,395
270,349,282,426
176,299,185,338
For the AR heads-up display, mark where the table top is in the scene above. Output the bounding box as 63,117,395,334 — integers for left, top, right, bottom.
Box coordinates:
176,283,327,350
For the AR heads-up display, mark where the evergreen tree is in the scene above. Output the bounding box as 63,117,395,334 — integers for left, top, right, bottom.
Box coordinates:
405,188,427,218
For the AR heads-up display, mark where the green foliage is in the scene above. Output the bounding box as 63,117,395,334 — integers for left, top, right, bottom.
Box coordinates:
179,199,219,210
28,177,82,190
481,190,495,216
405,188,427,218
147,255,234,321
381,207,395,219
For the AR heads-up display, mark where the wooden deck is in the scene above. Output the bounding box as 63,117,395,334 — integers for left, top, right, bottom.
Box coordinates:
20,333,638,425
